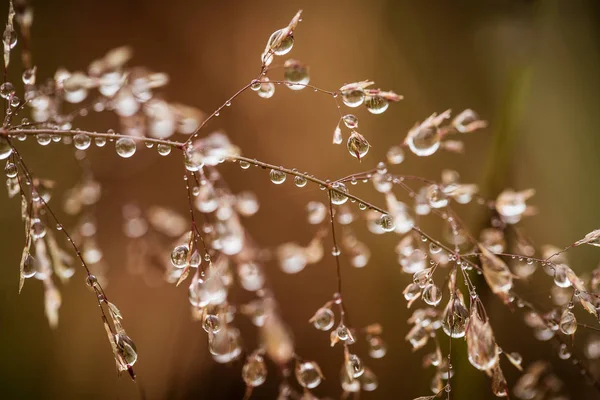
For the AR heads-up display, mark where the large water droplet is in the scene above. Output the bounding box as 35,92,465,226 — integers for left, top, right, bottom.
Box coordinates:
365,95,389,114
406,125,440,157
330,182,349,205
284,59,310,90
170,244,189,268
157,144,171,156
311,307,335,331
342,89,365,108
115,137,136,158
347,131,370,160
73,132,91,150
269,169,286,184
295,361,323,389
422,283,442,306
0,138,13,160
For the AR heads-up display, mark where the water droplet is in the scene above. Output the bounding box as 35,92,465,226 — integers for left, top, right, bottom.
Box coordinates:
284,59,310,90
377,214,395,232
170,244,189,268
30,218,46,239
347,131,370,160
239,160,250,169
94,136,107,147
403,282,421,301
242,354,267,387
295,361,323,389
257,78,275,99
115,138,136,158
341,89,365,108
427,185,449,208
367,337,387,359
267,29,294,56
0,82,15,99
342,114,358,129
311,307,335,331
442,292,469,338
0,138,12,160
269,169,286,184
4,162,17,178
73,133,91,150
22,254,36,278
22,68,36,85
157,144,171,156
365,95,388,114
330,182,349,205
36,133,52,146
202,313,221,333
294,175,307,187
406,124,441,157
423,283,442,306
429,242,441,254
346,353,364,378
559,309,577,335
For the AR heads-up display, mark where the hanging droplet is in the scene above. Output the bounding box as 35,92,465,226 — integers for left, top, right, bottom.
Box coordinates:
170,244,189,268
269,169,286,184
365,95,388,114
239,160,250,169
429,242,441,254
559,309,577,335
36,133,52,146
367,336,387,359
30,218,46,239
295,361,323,389
342,114,358,129
346,353,365,378
403,282,421,301
73,133,91,150
95,137,107,147
115,138,136,158
202,313,221,333
442,292,469,338
22,253,36,278
157,144,171,156
294,175,307,187
267,29,294,56
377,214,395,232
341,89,365,108
242,353,267,387
0,82,15,99
22,68,36,85
257,78,275,99
283,59,310,90
413,268,431,288
311,307,335,331
347,131,370,160
406,124,441,157
330,182,349,205
4,162,17,178
552,265,571,288
427,185,449,208
422,283,442,306
386,145,405,165
558,343,571,360
0,138,13,160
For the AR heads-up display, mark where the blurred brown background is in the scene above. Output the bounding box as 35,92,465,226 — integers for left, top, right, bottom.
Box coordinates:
1,0,600,399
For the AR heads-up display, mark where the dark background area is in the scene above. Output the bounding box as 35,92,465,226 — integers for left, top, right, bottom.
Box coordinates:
1,0,600,399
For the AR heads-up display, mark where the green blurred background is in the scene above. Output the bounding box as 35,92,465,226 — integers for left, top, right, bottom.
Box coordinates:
1,0,599,399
